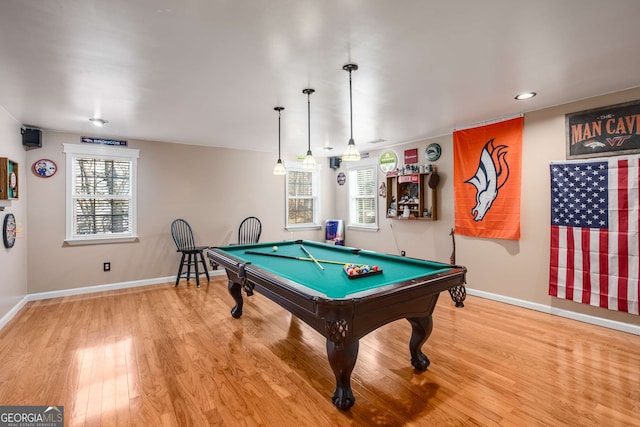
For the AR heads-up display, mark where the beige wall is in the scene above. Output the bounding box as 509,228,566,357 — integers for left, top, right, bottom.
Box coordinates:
25,133,331,294
336,87,640,328
0,106,28,321
3,87,640,330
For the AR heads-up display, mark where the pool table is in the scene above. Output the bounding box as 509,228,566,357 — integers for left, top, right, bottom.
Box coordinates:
206,240,467,410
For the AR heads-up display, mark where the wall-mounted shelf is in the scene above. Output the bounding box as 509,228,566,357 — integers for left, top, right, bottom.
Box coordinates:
0,158,19,200
385,168,438,221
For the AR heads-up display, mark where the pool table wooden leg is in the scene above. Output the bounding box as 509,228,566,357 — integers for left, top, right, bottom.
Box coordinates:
228,280,244,319
448,284,466,307
326,339,359,411
407,315,434,371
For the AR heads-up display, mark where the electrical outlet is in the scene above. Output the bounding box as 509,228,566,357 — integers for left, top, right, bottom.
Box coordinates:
103,262,111,272
401,251,406,257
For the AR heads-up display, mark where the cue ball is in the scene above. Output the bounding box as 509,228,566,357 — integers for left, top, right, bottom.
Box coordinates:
273,246,278,252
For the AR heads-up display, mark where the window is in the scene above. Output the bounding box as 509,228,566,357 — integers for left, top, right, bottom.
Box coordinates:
63,143,139,244
348,159,378,230
285,163,321,229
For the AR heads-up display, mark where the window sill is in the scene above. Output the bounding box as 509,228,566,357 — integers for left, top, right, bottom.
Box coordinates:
64,236,139,246
285,225,322,231
347,225,379,232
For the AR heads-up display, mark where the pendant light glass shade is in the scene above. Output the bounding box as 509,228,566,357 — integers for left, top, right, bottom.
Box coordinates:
342,63,361,161
303,150,316,168
302,89,316,169
273,158,286,175
273,107,286,175
342,138,360,161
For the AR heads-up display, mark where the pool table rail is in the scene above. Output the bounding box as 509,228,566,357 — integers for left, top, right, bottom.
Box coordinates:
208,246,466,339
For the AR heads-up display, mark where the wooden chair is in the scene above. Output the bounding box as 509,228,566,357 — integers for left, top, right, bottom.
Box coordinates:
238,216,262,244
170,218,210,287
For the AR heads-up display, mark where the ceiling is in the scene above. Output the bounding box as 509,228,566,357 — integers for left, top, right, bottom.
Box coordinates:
2,0,640,159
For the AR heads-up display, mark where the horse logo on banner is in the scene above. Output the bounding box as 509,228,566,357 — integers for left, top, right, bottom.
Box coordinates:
464,139,510,221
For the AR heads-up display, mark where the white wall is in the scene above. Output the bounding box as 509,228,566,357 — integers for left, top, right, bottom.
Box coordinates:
24,132,330,294
4,87,640,331
0,106,28,323
336,87,640,328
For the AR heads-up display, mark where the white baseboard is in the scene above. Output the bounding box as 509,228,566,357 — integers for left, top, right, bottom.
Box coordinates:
0,270,226,330
0,296,29,331
466,287,640,336
2,272,638,337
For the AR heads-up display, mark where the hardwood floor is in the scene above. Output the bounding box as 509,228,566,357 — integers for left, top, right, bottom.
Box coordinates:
0,277,638,426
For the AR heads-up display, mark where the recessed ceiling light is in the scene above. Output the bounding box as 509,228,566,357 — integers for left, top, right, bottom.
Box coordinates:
89,117,108,126
515,92,536,100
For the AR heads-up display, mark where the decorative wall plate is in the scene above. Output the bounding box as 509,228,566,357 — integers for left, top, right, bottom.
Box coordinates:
33,159,57,177
3,213,16,248
425,143,442,161
379,150,398,173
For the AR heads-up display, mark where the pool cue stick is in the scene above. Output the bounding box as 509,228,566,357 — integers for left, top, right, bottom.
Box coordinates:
300,244,324,270
244,250,346,266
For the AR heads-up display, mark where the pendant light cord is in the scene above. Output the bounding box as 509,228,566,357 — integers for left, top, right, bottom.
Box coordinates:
278,109,282,158
301,88,315,167
342,63,360,161
307,91,311,152
349,69,353,141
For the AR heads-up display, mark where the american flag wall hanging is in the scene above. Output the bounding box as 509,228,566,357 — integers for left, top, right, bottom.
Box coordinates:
549,155,640,314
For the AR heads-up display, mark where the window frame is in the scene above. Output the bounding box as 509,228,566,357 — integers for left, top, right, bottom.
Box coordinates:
284,161,321,230
63,143,139,245
347,157,379,231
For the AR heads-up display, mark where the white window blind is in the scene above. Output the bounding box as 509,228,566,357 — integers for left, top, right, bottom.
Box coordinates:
64,144,139,244
73,158,131,235
285,163,320,229
348,160,378,230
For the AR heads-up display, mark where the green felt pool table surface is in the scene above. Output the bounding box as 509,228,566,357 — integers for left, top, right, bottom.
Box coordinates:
213,240,455,299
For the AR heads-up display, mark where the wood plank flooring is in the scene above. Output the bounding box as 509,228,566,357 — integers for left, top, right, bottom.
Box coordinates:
0,277,638,426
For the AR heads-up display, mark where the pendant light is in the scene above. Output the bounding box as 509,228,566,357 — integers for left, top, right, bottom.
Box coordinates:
273,106,286,175
342,63,361,161
302,88,317,169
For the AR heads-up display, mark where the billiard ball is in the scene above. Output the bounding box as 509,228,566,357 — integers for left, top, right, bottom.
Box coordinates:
272,246,278,252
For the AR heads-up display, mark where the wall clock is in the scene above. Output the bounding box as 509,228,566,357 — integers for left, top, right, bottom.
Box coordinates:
33,159,57,177
3,213,16,248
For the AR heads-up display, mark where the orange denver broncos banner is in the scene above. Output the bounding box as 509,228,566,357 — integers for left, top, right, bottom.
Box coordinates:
453,116,523,240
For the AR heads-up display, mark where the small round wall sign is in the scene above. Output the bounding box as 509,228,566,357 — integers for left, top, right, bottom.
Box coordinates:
33,159,57,177
425,143,441,161
379,150,398,173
